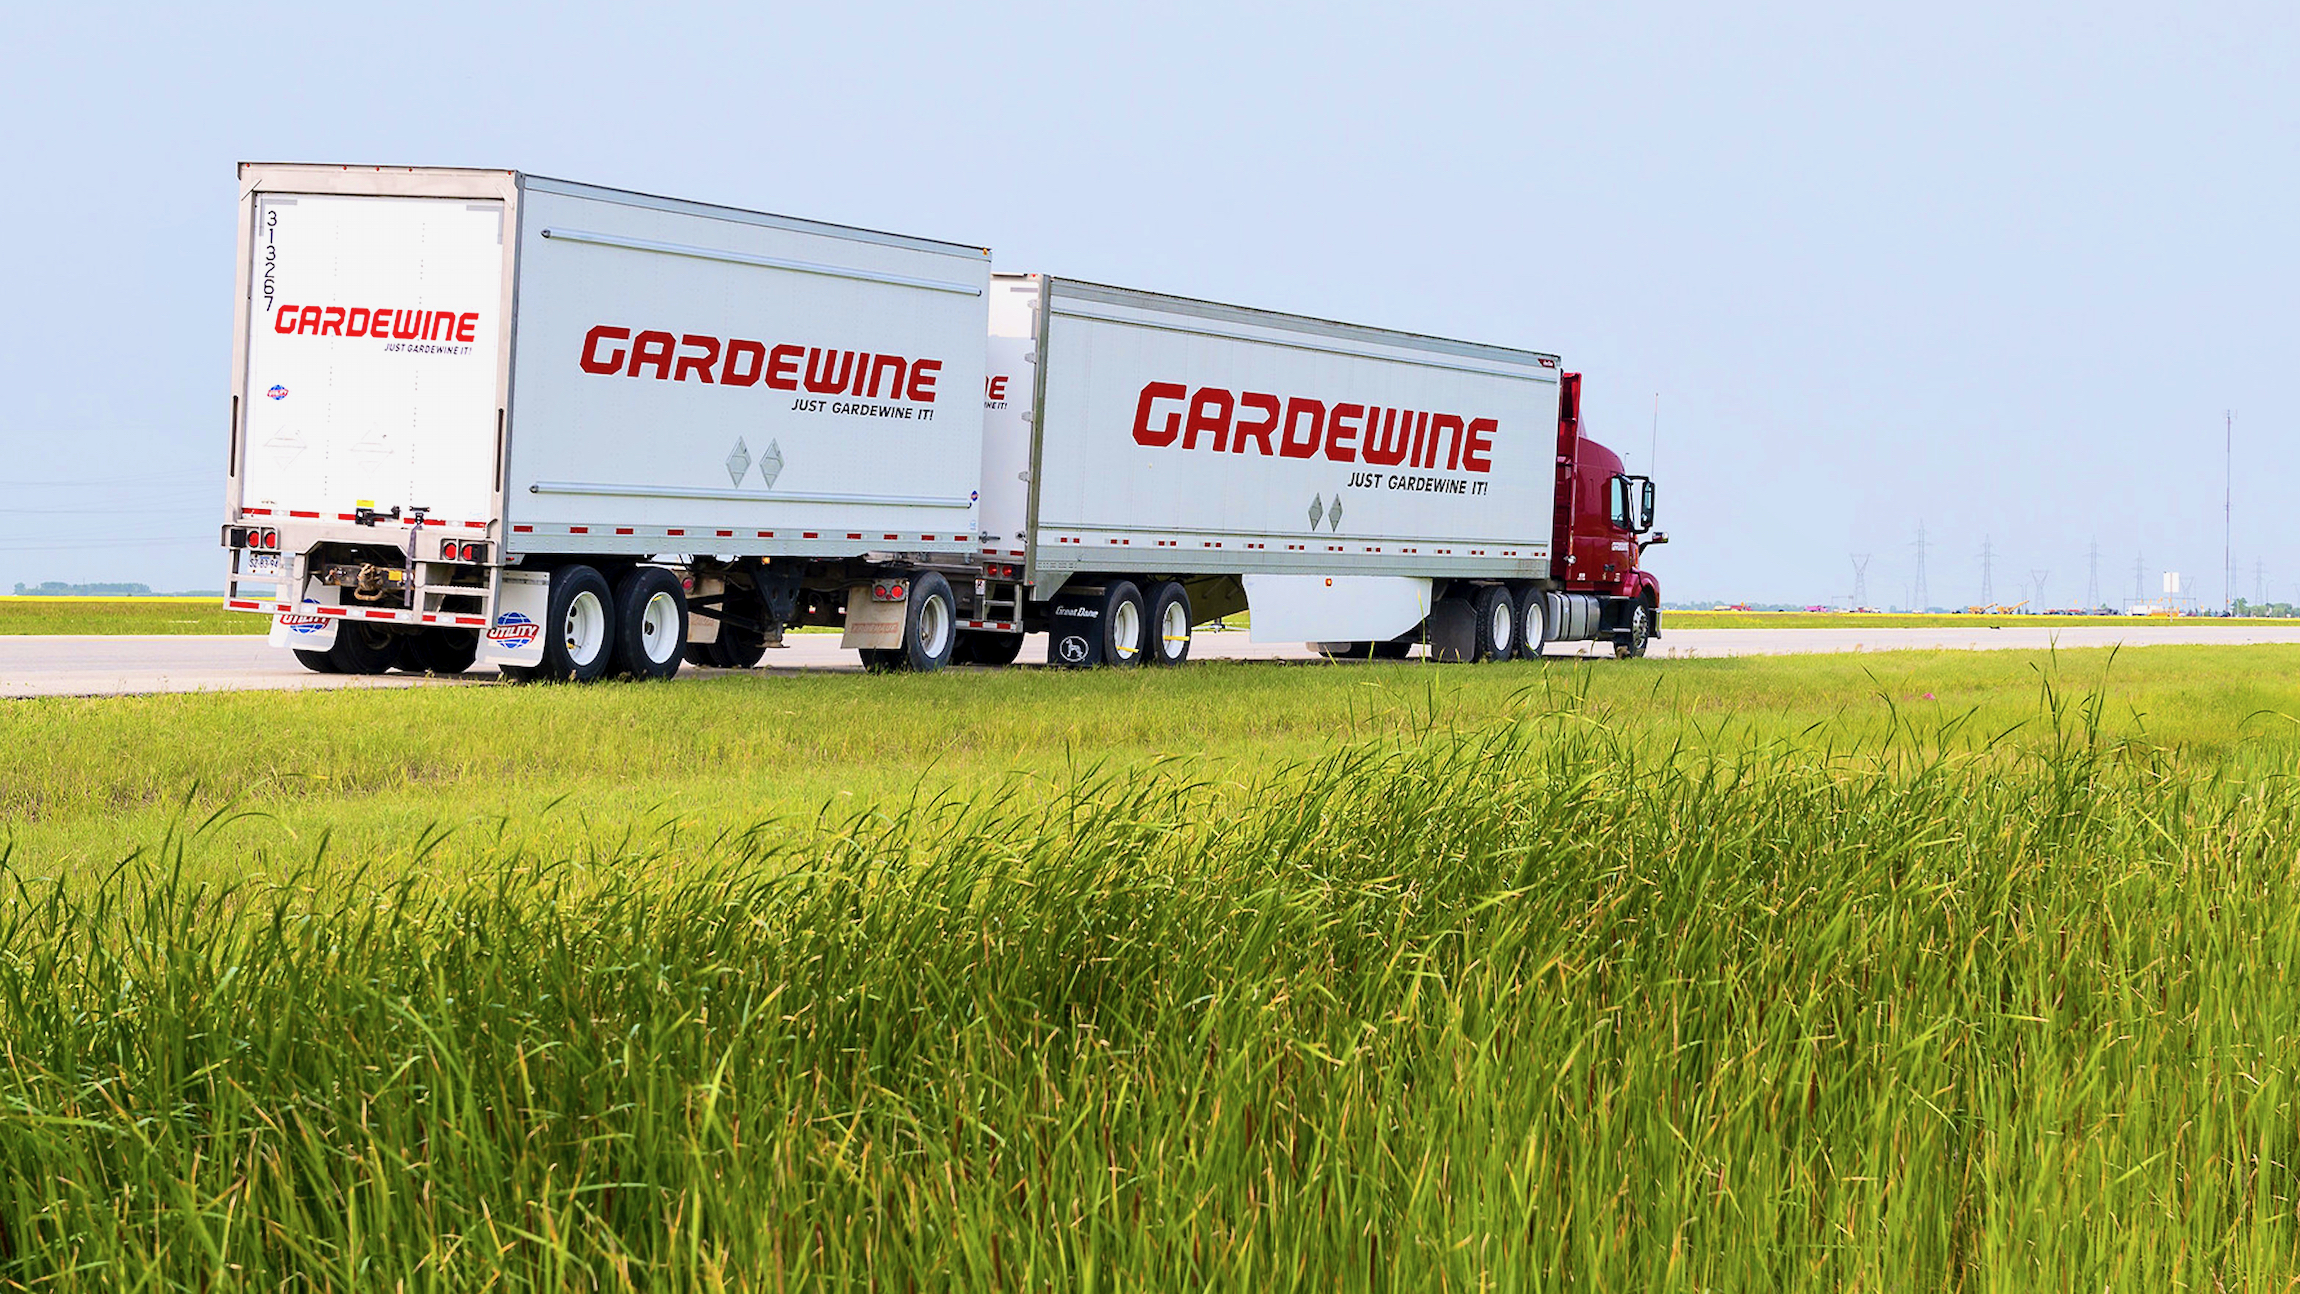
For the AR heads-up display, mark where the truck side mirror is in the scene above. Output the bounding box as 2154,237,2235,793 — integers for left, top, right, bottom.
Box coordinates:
1639,480,1656,531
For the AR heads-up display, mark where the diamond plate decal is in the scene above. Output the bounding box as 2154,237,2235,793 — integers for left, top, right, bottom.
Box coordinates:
1308,494,1324,530
758,439,785,488
1327,495,1343,531
725,438,752,486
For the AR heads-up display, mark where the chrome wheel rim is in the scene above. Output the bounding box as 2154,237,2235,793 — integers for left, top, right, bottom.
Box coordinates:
918,592,952,659
564,589,605,664
1160,600,1189,659
1111,599,1142,661
640,590,679,662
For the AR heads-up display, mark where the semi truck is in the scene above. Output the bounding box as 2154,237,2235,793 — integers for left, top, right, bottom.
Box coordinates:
223,165,1664,678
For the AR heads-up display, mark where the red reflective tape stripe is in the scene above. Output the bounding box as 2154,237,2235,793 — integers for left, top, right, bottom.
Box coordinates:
922,535,936,541
242,507,271,516
513,525,533,533
848,533,863,540
568,526,588,534
716,530,734,537
364,609,396,619
421,614,440,622
803,532,819,539
289,510,320,518
666,529,685,536
227,599,258,610
615,528,634,535
423,518,444,527
455,615,485,625
466,521,485,529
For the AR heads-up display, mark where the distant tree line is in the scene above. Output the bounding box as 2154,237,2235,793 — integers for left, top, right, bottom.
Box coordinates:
12,581,154,596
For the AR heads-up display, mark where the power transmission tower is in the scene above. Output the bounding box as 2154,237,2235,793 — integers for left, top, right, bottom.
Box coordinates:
1850,554,1870,607
2133,553,2144,605
2225,410,2234,613
1979,535,1994,605
2257,559,2266,608
2031,569,2050,611
1912,521,1930,612
2086,539,2100,610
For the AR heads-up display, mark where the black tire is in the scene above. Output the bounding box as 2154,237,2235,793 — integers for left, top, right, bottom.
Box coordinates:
292,648,338,674
1371,639,1413,660
1145,581,1192,666
683,641,716,667
326,622,401,675
1514,585,1548,661
1425,596,1476,663
531,565,614,682
954,629,1025,667
610,567,687,680
1470,585,1515,662
1099,581,1147,667
892,571,957,672
1615,602,1653,659
400,628,479,675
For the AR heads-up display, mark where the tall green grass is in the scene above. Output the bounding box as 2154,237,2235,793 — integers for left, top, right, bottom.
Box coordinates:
8,675,2300,1288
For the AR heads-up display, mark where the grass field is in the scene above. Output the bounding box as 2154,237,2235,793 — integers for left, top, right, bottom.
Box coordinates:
9,647,2300,1287
0,596,261,635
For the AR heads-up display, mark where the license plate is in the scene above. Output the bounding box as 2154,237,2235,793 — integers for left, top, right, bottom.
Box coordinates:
246,552,281,577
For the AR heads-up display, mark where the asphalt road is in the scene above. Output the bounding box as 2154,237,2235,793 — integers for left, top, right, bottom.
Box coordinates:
7,623,2300,699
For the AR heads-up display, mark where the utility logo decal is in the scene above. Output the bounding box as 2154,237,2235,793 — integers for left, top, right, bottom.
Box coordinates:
265,385,289,400
487,611,540,648
278,612,327,634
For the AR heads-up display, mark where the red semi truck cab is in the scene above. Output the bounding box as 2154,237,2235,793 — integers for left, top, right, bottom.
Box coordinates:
1550,372,1665,652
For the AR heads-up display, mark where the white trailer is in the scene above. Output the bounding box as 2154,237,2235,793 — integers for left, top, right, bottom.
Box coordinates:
225,164,992,678
974,274,1566,666
222,167,1654,676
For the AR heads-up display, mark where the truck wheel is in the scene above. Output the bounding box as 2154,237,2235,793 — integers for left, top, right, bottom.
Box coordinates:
400,628,479,675
1100,581,1147,667
955,630,1024,666
530,565,614,682
892,571,957,672
1470,586,1515,662
610,567,687,680
327,623,401,675
292,648,338,674
1425,596,1476,663
1372,639,1413,660
1615,603,1653,659
1146,581,1192,665
1514,587,1548,661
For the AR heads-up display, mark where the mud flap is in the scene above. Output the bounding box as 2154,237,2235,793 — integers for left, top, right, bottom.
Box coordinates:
478,569,552,668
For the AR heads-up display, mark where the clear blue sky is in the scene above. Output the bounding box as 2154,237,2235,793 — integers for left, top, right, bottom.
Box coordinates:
3,1,2292,606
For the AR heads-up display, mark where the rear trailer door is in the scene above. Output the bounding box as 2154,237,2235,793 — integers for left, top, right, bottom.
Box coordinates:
1026,280,1560,587
239,194,506,524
